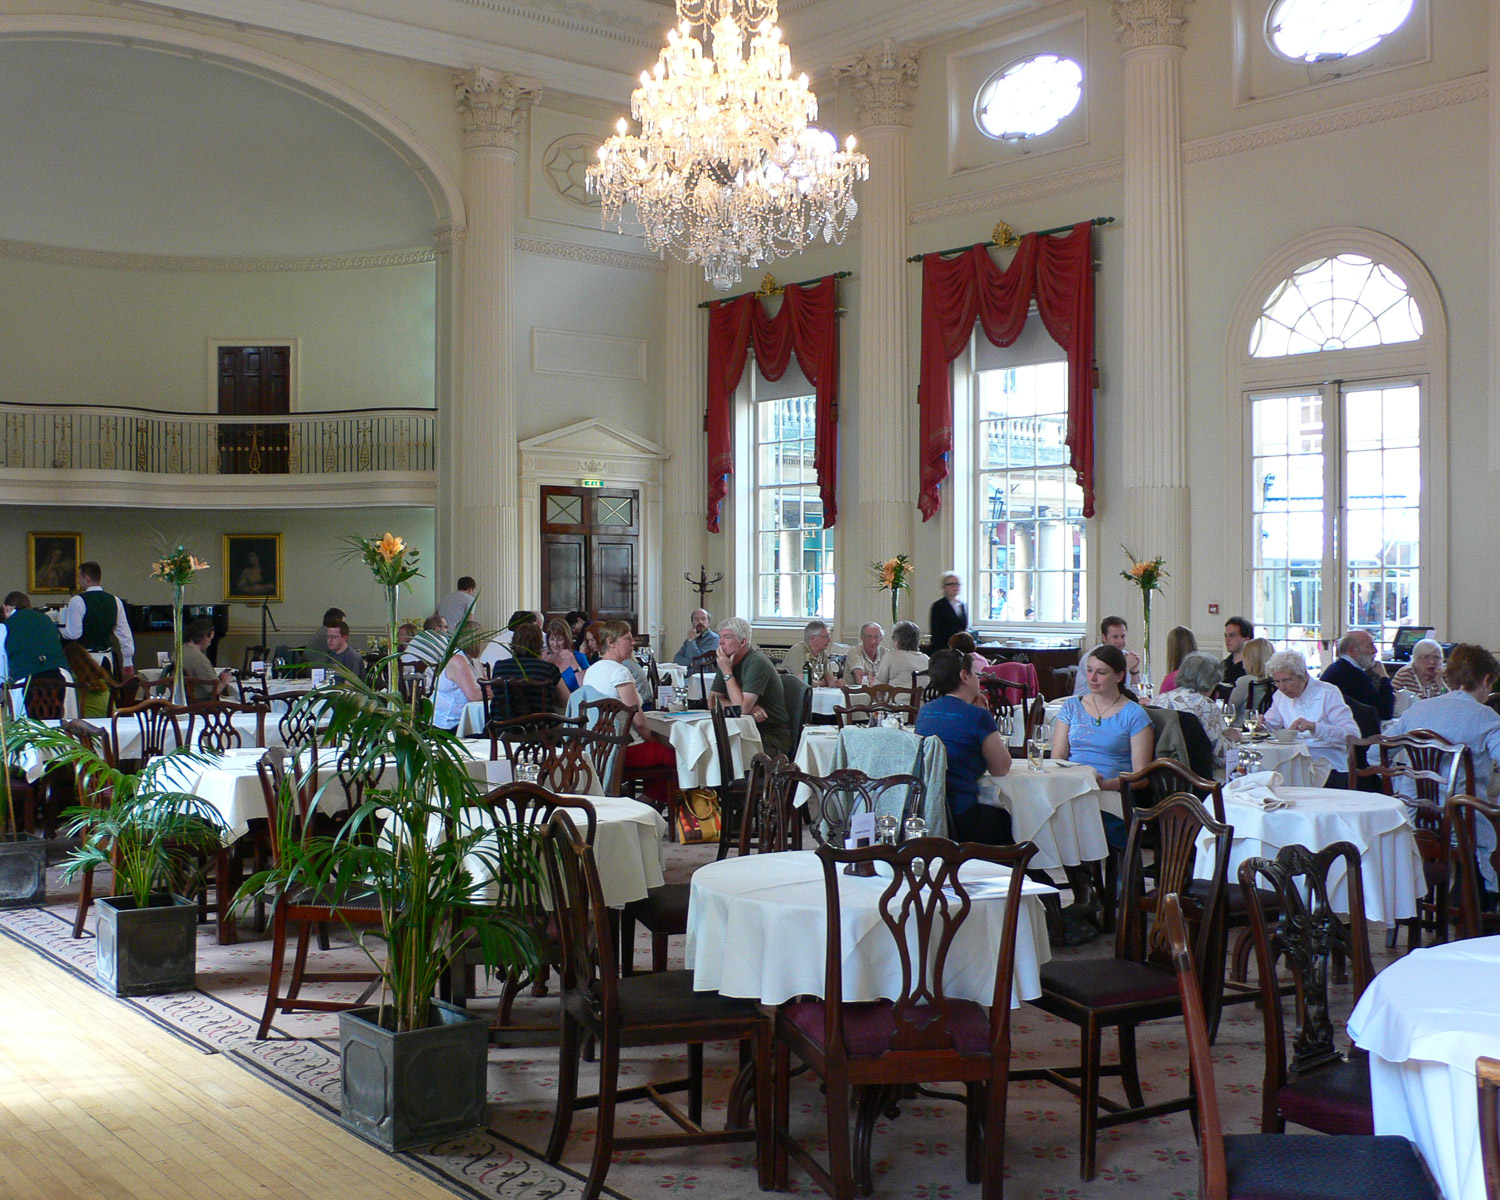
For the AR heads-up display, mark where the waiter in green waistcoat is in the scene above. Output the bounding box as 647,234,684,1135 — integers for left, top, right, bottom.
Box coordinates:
2,592,67,685
61,561,135,677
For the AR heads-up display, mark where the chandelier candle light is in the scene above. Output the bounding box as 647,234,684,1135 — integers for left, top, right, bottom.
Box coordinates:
588,0,869,291
151,544,210,707
1119,547,1167,696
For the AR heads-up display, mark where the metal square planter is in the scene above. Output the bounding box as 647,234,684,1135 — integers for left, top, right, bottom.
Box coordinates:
94,893,198,996
339,1000,489,1152
0,833,47,908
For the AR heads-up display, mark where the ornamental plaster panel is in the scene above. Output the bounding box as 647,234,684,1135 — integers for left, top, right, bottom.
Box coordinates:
834,43,919,128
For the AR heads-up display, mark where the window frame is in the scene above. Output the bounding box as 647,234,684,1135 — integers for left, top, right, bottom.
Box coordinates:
1226,229,1447,651
951,330,1092,641
730,368,835,631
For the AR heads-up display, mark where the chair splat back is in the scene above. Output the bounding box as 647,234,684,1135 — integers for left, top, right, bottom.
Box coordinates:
542,810,618,1026
188,700,270,752
740,755,798,855
1449,795,1500,940
795,768,924,847
112,698,187,761
1120,792,1230,974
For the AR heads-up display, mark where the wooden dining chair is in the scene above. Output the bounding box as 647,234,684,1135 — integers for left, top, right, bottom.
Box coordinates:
253,750,384,1040
542,810,772,1200
1160,893,1440,1200
832,701,919,728
1239,842,1375,1136
773,838,1038,1200
495,719,623,797
21,675,73,720
186,699,269,751
1479,1056,1500,1200
276,700,322,756
63,720,118,937
728,752,796,857
1014,792,1231,1180
1448,794,1500,940
794,767,925,847
1349,731,1473,948
111,698,187,770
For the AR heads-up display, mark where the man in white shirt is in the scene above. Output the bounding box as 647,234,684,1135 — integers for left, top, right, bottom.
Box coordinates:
1262,649,1360,785
435,576,477,632
62,561,135,676
1073,615,1141,696
847,622,888,684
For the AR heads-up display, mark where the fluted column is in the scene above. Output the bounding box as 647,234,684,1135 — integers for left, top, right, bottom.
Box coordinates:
834,44,919,640
662,260,709,647
1490,6,1500,475
1115,0,1190,679
450,69,537,628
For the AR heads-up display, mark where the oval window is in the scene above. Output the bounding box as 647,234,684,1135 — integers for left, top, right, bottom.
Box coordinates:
974,54,1083,142
1266,0,1414,64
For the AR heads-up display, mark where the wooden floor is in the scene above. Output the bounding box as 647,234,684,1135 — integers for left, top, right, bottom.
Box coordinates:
0,934,456,1200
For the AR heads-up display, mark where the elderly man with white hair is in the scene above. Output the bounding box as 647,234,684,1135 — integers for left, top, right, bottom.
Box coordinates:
710,617,792,757
846,622,887,684
1264,649,1361,786
781,619,848,687
1392,638,1449,699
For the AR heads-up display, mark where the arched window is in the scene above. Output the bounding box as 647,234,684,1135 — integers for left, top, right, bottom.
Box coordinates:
1227,232,1447,658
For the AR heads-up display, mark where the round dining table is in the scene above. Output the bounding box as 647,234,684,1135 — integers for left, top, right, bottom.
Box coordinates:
976,760,1114,870
1226,735,1330,787
642,709,763,789
685,849,1055,1007
1195,783,1424,925
1348,936,1500,1200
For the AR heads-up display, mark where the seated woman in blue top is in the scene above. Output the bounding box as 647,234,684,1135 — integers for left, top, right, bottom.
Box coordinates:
913,649,1012,844
1052,642,1155,849
543,618,590,691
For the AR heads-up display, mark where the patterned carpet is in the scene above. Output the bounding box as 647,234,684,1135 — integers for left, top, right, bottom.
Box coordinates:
0,844,1397,1200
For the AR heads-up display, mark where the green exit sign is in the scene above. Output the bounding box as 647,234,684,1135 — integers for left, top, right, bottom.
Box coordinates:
580,478,604,488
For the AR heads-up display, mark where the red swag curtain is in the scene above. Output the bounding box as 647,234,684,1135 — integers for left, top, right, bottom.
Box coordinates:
916,221,1096,521
705,275,840,533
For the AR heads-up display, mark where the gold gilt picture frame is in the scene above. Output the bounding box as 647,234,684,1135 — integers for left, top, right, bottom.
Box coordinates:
28,532,81,594
223,534,283,603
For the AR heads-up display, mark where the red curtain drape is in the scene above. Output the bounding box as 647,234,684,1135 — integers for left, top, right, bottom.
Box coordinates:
917,221,1096,520
705,275,840,533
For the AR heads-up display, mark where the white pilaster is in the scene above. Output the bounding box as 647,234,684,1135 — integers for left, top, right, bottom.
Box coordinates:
451,68,537,628
1490,6,1500,472
834,44,919,642
1115,0,1190,678
662,259,710,647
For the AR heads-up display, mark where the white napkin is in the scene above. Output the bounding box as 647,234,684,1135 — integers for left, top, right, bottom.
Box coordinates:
1225,770,1294,810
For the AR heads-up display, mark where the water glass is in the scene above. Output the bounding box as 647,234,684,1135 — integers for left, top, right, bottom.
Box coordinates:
516,762,542,785
1027,736,1046,772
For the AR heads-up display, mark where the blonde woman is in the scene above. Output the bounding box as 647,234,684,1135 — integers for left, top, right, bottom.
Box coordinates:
1228,637,1276,723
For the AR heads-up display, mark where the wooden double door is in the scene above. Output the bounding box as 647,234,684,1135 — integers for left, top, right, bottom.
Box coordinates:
540,486,639,631
218,345,290,474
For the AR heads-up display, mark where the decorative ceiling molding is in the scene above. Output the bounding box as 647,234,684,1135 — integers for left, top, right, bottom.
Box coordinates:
514,235,667,272
1183,72,1487,163
452,0,663,45
908,160,1124,225
0,238,438,273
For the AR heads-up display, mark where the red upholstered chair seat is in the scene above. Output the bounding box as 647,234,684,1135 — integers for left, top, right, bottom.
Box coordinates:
782,998,992,1058
1037,957,1180,1009
1275,1055,1373,1136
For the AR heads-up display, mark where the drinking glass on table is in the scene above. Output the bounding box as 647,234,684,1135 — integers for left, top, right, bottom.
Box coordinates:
516,762,542,785
1027,734,1047,772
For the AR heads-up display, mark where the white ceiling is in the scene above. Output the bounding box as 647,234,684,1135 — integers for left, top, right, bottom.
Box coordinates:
0,40,439,257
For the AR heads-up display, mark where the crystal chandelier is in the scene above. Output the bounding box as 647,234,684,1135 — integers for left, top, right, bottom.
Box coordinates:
587,0,869,291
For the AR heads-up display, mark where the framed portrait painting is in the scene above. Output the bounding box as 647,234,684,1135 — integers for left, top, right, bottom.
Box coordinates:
28,532,81,594
223,534,282,603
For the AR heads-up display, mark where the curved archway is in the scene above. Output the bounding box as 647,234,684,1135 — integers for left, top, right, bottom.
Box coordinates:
0,14,466,236
1223,227,1448,651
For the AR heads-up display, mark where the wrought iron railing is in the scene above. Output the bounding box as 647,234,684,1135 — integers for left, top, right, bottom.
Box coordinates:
0,404,434,475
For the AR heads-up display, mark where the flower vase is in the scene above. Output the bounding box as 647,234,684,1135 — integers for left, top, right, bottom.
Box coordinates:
385,585,400,695
170,583,187,706
1138,598,1153,698
890,592,900,630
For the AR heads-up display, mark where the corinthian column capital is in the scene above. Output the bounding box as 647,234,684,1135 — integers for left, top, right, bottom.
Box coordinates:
1112,0,1191,52
834,41,919,129
454,68,540,152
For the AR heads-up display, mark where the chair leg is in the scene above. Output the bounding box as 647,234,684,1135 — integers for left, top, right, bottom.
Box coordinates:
72,866,95,939
1230,926,1255,982
619,913,638,977
687,1042,704,1126
753,1025,774,1191
546,1014,581,1162
316,921,331,952
773,1037,791,1191
582,1036,620,1200
652,932,669,973
257,901,290,1040
1079,1018,1103,1181
963,1082,984,1185
285,920,314,1005
853,1085,884,1196
215,848,237,945
982,1069,1009,1200
824,1069,856,1200
1118,1022,1145,1109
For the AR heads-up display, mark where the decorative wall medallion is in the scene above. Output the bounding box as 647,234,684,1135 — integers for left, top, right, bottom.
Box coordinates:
543,135,604,208
580,458,605,475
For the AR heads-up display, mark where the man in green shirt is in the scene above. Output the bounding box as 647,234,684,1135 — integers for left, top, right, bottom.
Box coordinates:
2,592,66,684
709,616,791,758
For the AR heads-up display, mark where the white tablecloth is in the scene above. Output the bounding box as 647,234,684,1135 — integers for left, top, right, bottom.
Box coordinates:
1349,937,1500,1200
978,761,1111,870
685,849,1055,1006
1195,785,1424,925
16,712,305,781
644,710,763,789
1226,737,1330,787
154,741,511,843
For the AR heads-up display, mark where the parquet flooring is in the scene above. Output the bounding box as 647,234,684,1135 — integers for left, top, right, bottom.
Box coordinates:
0,932,453,1200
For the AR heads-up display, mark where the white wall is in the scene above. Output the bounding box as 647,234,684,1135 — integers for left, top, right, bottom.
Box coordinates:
0,256,436,413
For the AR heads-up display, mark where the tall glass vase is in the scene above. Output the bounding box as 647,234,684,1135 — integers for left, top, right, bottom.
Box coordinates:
170,583,187,706
1138,594,1153,699
385,585,400,695
890,590,900,630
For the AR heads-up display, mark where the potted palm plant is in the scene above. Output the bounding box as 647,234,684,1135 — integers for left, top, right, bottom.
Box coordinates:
2,717,228,993
241,534,539,1152
0,693,48,908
